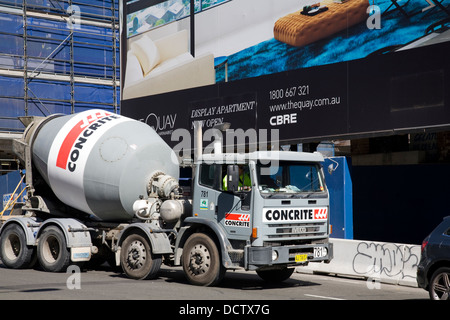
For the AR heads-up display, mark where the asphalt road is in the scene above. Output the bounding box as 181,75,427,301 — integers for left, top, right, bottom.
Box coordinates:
0,262,429,302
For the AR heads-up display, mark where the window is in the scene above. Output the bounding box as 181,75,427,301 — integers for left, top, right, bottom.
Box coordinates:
257,161,325,197
199,163,252,192
199,164,221,189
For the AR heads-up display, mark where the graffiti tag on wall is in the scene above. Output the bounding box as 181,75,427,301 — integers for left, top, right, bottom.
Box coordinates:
352,242,420,281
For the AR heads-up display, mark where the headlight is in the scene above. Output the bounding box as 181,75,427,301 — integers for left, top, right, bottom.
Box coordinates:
272,250,279,261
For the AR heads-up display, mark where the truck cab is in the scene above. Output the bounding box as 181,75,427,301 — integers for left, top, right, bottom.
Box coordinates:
183,150,333,284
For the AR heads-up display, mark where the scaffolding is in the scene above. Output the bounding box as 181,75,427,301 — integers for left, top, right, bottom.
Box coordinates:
0,0,120,132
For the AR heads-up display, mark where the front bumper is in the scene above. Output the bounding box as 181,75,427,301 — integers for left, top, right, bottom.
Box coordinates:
245,242,333,271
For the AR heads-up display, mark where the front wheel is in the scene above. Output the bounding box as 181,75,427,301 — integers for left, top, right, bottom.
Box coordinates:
429,267,450,300
182,233,225,286
120,231,162,280
256,267,294,283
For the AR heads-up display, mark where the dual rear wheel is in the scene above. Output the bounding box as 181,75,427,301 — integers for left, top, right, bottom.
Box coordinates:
0,223,163,280
0,224,70,272
0,224,35,269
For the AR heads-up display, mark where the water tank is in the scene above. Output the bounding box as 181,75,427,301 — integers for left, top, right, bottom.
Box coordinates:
31,109,179,221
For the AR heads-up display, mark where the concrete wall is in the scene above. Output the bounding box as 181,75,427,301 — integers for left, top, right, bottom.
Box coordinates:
297,239,421,287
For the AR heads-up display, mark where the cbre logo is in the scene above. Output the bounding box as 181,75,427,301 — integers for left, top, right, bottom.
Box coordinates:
56,111,119,172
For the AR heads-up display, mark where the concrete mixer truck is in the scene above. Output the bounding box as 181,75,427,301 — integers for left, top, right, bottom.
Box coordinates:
0,109,332,286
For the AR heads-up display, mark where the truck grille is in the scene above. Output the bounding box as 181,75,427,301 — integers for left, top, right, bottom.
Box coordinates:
265,222,327,240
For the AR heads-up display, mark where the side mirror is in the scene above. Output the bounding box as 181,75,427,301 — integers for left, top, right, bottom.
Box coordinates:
227,165,239,192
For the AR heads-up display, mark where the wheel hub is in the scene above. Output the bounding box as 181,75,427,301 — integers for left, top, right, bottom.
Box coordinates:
42,236,61,263
189,244,210,275
126,240,147,270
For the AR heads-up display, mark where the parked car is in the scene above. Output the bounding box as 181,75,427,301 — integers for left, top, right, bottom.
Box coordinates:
417,216,450,300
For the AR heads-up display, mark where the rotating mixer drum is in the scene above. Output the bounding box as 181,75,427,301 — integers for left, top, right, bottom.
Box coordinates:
30,109,179,221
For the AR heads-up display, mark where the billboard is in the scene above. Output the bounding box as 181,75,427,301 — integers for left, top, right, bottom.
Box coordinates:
121,0,450,147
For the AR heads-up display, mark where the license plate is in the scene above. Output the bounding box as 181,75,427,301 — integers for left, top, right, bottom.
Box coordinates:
295,254,308,263
313,246,328,258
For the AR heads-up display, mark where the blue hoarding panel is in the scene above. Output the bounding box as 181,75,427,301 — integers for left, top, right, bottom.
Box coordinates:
324,157,353,239
0,76,24,98
0,170,25,216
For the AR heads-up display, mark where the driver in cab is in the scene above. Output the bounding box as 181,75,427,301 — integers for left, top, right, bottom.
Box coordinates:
223,165,251,191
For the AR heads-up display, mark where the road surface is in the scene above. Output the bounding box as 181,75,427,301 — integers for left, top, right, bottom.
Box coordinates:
0,262,428,301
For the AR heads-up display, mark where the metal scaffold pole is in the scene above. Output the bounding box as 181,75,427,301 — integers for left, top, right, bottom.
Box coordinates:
22,1,28,116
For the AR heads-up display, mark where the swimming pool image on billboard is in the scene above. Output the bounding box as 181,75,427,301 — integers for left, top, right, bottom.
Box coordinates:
218,0,450,83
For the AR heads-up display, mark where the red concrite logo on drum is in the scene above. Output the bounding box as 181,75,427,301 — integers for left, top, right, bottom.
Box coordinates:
56,111,117,172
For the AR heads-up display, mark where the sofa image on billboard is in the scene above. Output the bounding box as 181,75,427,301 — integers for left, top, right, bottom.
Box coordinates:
123,29,215,99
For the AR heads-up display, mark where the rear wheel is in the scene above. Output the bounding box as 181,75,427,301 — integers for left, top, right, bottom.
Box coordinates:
37,226,71,272
120,231,162,280
429,267,450,300
256,267,294,283
0,224,36,269
182,233,225,286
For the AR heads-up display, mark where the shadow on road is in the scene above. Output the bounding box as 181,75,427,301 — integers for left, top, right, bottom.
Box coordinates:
2,260,320,291
158,266,320,290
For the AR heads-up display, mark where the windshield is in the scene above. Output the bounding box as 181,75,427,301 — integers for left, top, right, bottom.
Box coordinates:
256,161,325,196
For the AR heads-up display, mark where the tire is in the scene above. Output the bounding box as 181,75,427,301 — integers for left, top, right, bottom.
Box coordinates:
120,231,162,280
429,267,450,300
0,224,36,269
37,226,71,272
182,233,225,286
256,267,294,283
